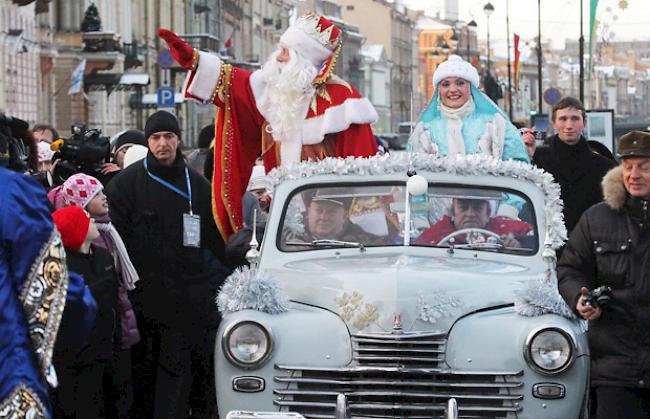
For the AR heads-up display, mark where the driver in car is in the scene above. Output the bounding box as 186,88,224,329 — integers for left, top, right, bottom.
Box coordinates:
284,192,382,245
415,197,533,247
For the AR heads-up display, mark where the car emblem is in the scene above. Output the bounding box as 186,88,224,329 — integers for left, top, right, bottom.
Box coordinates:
392,314,403,334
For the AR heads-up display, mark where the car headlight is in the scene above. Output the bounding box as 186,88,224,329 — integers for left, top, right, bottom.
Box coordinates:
524,327,575,375
223,321,273,369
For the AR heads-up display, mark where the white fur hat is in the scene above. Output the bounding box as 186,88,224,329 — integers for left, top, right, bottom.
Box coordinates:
122,144,148,168
432,55,480,89
247,165,274,192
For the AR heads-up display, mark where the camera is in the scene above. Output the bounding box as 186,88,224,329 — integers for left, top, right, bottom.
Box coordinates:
519,128,542,141
52,123,110,184
0,114,30,173
582,285,613,309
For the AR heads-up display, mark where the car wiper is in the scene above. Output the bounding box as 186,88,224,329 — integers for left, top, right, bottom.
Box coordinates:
444,242,533,253
285,239,365,249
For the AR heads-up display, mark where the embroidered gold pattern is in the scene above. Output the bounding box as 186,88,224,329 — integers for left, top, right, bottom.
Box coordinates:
190,48,200,72
19,230,68,382
0,384,47,418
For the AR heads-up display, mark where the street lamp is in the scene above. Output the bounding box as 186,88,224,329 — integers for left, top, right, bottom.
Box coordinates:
483,2,495,73
467,20,477,63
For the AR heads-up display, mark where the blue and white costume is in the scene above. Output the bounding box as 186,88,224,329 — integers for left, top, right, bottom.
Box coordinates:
409,55,529,163
0,167,96,418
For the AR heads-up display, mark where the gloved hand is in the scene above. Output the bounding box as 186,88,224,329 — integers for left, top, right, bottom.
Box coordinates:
158,28,195,69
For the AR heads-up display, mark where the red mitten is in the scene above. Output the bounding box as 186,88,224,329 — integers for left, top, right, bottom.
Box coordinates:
158,28,195,69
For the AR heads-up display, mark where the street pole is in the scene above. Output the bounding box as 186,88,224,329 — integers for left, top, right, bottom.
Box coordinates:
467,20,477,63
486,15,491,74
537,0,543,115
506,0,513,120
484,2,494,74
579,0,585,103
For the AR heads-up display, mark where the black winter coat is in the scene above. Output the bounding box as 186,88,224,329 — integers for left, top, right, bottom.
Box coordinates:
58,245,118,364
106,152,228,327
558,167,650,388
533,135,616,234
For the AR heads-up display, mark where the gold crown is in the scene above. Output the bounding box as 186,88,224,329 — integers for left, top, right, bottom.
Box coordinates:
294,13,340,50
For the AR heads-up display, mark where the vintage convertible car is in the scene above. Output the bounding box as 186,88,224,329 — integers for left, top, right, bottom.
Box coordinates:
216,153,589,419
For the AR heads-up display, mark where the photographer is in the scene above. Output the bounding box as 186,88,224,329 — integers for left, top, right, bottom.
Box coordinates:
51,124,112,186
558,131,650,418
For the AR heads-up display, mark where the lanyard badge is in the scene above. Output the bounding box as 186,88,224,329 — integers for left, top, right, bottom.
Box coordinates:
144,159,201,247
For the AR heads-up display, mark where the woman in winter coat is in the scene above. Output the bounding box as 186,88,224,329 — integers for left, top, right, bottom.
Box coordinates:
58,173,140,417
409,55,529,163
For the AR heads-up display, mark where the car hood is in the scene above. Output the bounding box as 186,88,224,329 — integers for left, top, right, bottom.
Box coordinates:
267,252,540,333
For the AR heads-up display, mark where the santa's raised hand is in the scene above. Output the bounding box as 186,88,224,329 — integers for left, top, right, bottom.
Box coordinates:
158,28,195,69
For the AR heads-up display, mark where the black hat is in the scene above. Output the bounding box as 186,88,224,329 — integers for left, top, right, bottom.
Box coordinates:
617,131,650,159
114,129,147,153
198,124,215,149
144,111,181,140
307,188,353,209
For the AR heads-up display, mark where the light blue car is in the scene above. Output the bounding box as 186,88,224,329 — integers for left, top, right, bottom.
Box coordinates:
216,153,590,419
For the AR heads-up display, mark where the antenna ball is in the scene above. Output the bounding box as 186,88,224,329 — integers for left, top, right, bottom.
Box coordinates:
407,174,428,196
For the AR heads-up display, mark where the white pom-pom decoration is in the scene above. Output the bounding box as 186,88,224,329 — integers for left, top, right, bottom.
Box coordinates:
407,174,428,196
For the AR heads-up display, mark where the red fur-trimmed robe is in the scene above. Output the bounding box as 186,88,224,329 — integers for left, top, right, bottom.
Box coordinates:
184,52,378,239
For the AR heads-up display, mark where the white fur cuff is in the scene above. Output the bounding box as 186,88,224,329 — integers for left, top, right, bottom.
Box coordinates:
185,51,222,101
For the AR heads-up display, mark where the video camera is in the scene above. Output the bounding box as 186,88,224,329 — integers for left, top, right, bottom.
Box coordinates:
0,113,30,172
52,123,110,184
582,285,613,309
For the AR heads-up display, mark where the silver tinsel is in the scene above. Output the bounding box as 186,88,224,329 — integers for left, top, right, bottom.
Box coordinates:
269,153,567,249
416,291,462,325
217,266,290,315
514,271,577,321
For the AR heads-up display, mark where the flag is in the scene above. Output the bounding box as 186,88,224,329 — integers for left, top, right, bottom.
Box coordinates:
223,26,236,49
588,0,600,75
67,59,86,95
513,34,521,93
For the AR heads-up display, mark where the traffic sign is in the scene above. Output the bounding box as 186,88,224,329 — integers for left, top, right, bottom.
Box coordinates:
543,87,562,106
158,49,174,68
157,87,175,107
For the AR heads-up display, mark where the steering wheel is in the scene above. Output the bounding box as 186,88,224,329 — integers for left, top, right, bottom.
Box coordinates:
437,228,502,246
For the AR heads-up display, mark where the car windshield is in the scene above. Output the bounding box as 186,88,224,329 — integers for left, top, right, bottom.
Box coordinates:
278,183,538,254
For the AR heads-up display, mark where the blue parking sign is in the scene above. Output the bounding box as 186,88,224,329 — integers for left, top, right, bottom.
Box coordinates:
157,87,175,107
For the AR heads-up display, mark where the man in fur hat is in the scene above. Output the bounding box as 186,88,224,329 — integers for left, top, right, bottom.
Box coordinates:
558,131,650,418
158,12,379,239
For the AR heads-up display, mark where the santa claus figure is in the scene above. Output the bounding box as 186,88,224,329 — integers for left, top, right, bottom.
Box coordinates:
158,13,378,238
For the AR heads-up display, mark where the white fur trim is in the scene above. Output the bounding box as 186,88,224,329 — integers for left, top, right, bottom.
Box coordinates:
249,72,377,147
433,55,480,88
478,114,506,159
184,51,222,102
279,26,332,67
301,98,378,144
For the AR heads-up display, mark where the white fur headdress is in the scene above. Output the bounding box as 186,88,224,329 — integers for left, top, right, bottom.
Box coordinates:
432,55,480,88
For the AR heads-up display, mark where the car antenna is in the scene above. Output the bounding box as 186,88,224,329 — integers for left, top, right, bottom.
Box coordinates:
246,209,260,268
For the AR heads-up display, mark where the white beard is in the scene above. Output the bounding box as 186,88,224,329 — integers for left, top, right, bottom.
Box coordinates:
257,49,318,165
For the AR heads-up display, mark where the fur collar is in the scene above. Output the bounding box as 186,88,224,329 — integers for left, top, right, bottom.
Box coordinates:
602,166,626,210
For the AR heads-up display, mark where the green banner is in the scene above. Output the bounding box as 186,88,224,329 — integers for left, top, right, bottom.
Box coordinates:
588,0,599,75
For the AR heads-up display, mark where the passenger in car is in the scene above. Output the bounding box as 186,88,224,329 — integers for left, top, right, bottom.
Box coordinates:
414,197,533,247
408,55,529,163
284,193,383,246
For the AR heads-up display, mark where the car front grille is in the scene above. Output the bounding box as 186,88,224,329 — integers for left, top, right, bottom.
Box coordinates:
353,331,447,368
273,332,523,418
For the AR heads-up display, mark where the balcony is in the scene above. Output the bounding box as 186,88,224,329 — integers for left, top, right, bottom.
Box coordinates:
81,31,123,72
179,33,220,53
123,42,144,69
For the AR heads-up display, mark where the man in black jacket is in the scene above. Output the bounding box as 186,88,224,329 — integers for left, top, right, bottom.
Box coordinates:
106,111,228,418
558,131,650,418
527,97,616,235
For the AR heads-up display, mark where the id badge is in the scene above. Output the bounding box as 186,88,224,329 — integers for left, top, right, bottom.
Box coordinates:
183,213,201,247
